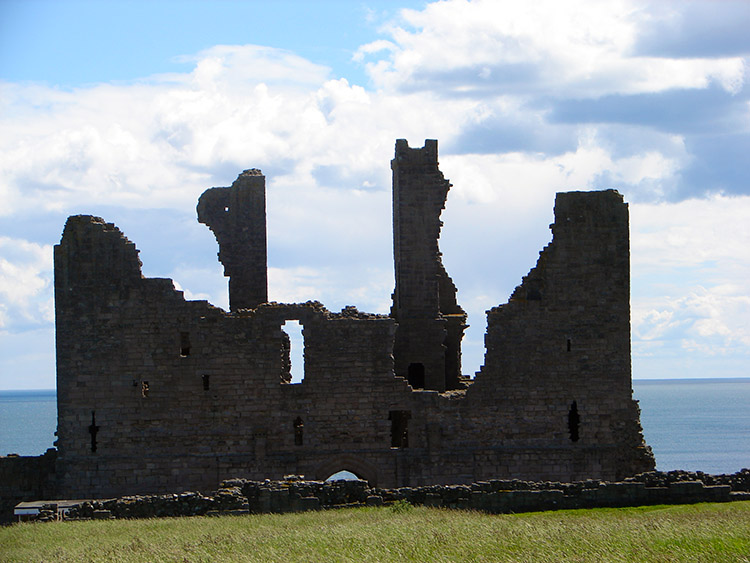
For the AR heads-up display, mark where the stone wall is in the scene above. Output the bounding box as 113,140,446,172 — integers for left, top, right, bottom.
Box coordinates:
51,139,654,501
464,189,653,480
0,450,57,524
46,471,750,523
390,139,467,391
197,169,268,311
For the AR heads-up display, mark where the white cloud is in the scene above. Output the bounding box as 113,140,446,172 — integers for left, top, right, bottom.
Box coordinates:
361,0,745,97
0,237,54,330
631,195,750,375
352,39,398,63
268,266,392,314
1,0,749,387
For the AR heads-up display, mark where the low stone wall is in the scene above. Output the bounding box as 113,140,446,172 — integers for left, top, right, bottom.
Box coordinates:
53,470,750,522
0,450,57,524
625,469,750,491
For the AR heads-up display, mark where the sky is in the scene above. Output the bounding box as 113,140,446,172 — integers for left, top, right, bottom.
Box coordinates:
1,0,749,390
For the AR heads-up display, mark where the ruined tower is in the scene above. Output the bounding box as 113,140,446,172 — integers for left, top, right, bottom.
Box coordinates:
390,139,467,392
197,169,268,311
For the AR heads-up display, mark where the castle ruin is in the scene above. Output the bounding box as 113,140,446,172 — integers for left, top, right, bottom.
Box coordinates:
53,139,654,498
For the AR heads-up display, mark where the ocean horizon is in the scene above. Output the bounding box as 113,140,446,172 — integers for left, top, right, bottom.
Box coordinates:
1,378,749,475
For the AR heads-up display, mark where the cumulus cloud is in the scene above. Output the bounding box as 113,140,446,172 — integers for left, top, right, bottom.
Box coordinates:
634,0,750,58
0,237,53,331
361,0,746,97
1,0,749,386
631,195,750,376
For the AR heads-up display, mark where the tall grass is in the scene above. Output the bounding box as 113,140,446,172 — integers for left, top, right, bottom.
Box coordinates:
1,502,749,562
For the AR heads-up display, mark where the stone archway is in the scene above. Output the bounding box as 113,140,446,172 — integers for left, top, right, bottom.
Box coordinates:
314,455,379,487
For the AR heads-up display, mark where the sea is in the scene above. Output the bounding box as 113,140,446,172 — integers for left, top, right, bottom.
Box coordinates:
1,379,749,474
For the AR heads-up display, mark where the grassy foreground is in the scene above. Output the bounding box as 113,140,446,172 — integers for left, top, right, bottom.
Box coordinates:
2,502,750,562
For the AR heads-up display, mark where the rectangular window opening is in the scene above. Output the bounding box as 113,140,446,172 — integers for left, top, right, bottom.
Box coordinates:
180,332,191,357
568,400,580,442
407,363,425,389
294,417,304,446
389,410,411,448
282,320,305,384
202,374,210,391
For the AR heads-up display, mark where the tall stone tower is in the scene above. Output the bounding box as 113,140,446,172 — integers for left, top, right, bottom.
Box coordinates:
390,139,467,391
197,169,268,311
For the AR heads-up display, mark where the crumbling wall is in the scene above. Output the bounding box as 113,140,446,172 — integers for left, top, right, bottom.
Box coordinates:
47,473,750,523
0,450,57,523
390,139,467,392
463,189,654,479
51,140,653,500
53,214,416,496
197,169,268,311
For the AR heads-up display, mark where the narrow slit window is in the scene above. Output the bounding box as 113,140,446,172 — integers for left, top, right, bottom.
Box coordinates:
88,411,99,453
141,381,150,398
566,338,572,352
389,410,410,448
202,374,210,391
568,401,580,442
180,332,191,357
293,417,304,446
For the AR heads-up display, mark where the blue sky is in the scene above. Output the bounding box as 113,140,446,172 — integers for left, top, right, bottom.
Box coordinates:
1,0,749,389
0,0,422,87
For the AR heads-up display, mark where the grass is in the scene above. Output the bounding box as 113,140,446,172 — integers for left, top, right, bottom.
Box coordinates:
1,502,750,562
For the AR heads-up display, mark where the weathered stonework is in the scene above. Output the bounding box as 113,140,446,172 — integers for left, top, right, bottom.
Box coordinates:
52,139,654,500
391,139,467,392
20,471,750,523
197,169,268,311
0,450,57,524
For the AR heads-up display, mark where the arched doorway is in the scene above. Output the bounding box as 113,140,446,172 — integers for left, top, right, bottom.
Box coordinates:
314,455,378,487
325,470,361,481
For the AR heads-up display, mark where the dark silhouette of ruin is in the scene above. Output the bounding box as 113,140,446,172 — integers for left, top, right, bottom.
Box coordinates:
52,139,654,498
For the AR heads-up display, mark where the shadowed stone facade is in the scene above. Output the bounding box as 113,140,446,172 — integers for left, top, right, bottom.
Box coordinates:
197,168,268,311
391,139,467,392
53,139,654,499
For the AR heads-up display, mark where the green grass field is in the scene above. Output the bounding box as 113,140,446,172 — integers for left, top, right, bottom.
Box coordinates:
2,502,749,562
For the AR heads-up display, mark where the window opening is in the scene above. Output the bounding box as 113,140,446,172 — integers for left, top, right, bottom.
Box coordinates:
568,401,580,442
407,363,425,389
389,410,411,448
283,320,304,384
202,374,210,391
141,381,150,398
566,338,572,352
88,411,100,453
180,332,191,357
293,417,304,446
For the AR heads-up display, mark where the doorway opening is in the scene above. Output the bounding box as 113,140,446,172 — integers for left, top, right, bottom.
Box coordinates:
325,470,360,481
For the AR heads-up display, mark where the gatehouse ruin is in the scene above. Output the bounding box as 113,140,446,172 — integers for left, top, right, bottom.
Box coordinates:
52,139,654,499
